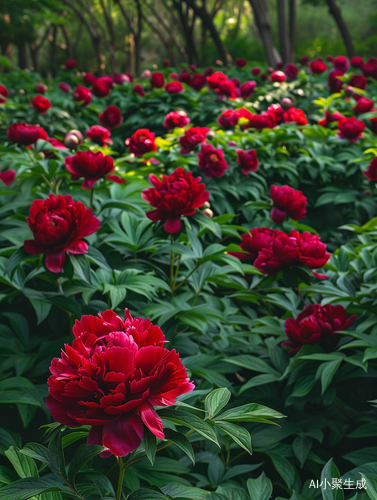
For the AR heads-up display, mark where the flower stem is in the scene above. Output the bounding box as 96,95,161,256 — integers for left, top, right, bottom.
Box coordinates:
90,187,94,208
116,456,125,500
41,174,55,192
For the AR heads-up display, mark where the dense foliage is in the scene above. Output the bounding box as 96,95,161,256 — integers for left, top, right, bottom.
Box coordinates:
0,56,377,500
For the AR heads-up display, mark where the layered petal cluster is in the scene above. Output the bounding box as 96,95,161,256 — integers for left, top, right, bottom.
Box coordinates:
0,84,8,104
337,116,365,142
7,123,44,145
179,127,210,154
65,151,124,189
218,110,239,129
0,168,15,185
99,105,123,130
164,111,190,130
283,107,308,126
318,110,344,127
24,194,100,272
125,129,157,157
46,309,194,457
86,126,112,146
363,157,377,182
92,77,112,98
198,144,229,178
165,81,183,94
73,85,92,106
236,149,259,175
270,70,286,82
283,304,356,353
310,61,327,74
31,95,52,114
142,167,209,233
207,72,237,99
151,72,165,88
270,185,307,223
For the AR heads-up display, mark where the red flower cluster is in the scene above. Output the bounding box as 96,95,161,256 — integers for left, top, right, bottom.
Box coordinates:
133,84,145,97
240,81,256,99
31,95,52,114
248,112,276,130
363,157,377,182
337,116,365,142
142,167,209,233
318,110,344,127
283,304,356,353
198,144,229,178
235,58,247,68
58,83,70,93
207,72,238,99
86,126,112,146
285,63,299,80
328,69,344,93
270,185,307,223
92,77,113,98
99,105,123,130
218,109,239,129
236,149,259,175
179,127,210,154
73,85,92,106
24,194,100,273
83,73,96,86
164,111,190,130
333,56,349,73
46,309,194,456
125,129,157,157
65,151,124,190
283,107,308,126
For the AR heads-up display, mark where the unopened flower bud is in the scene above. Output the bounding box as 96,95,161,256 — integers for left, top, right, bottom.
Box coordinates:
281,97,293,110
202,208,213,218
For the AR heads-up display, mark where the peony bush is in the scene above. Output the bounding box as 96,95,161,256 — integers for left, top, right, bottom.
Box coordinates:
0,54,377,500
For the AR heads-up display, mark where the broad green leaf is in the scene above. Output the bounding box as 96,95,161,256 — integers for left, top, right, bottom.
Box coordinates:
246,472,273,500
205,388,231,419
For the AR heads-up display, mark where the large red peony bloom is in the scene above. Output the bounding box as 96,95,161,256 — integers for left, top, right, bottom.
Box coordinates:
235,58,247,68
133,84,145,97
282,304,356,353
270,185,307,223
240,81,256,99
351,56,364,68
65,151,124,190
83,73,96,86
163,111,190,130
353,97,374,114
318,110,344,127
58,83,71,93
310,61,327,74
30,95,52,114
24,194,100,273
190,74,207,91
73,85,92,106
92,78,112,98
125,129,158,157
283,107,308,126
165,81,183,94
0,84,9,104
65,59,78,70
198,144,229,178
337,116,365,142
267,104,284,123
218,109,239,129
151,72,165,88
349,74,367,90
328,69,344,93
7,123,42,145
236,149,259,175
333,56,349,73
285,63,299,80
363,157,377,182
86,126,112,146
46,309,194,457
179,127,210,154
228,227,282,261
248,112,276,130
99,105,123,130
142,167,209,233
270,70,286,83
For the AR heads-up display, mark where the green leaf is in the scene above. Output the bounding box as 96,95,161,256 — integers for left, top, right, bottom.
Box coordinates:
159,410,219,447
163,429,195,465
142,427,157,466
362,474,377,500
246,472,273,500
205,388,231,419
320,459,344,500
126,488,168,499
0,477,68,500
269,452,296,489
214,421,252,455
67,444,105,486
216,403,285,423
319,359,342,394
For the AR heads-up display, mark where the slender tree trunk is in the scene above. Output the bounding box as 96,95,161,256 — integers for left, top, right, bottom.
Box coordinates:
248,0,279,66
99,0,118,73
49,25,58,76
134,0,143,76
325,0,355,58
17,42,28,69
276,0,289,64
61,24,73,59
288,0,295,62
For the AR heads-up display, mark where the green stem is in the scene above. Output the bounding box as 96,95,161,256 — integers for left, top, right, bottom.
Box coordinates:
173,265,199,292
172,254,181,289
170,235,174,292
116,456,125,500
41,174,55,192
90,187,95,208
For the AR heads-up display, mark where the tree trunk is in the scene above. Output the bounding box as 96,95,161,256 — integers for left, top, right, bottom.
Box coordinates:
61,23,73,59
134,0,143,76
99,0,118,73
288,0,295,61
248,0,279,67
49,25,58,76
172,0,198,64
276,0,289,64
325,0,355,58
17,42,28,69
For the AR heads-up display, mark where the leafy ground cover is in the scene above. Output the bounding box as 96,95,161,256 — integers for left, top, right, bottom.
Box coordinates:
0,55,377,500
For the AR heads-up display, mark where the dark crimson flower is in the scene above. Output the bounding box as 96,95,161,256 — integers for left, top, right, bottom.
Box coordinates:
204,67,214,77
0,167,15,185
353,97,374,114
285,63,299,80
170,73,178,80
133,84,145,97
261,74,267,81
231,78,240,88
270,185,307,223
190,74,207,91
151,72,165,88
248,113,276,130
236,149,259,175
362,62,377,79
198,144,229,178
326,55,334,62
337,116,365,142
251,67,261,76
291,229,331,275
301,56,310,65
270,70,286,83
310,61,327,74
179,126,210,154
240,81,256,99
142,167,209,233
351,56,364,68
73,85,92,106
228,228,283,261
216,80,238,99
99,105,123,130
163,60,170,67
190,64,197,71
328,69,344,93
165,81,183,94
65,151,124,190
207,71,228,89
349,74,367,90
318,110,344,126
46,308,194,456
86,126,112,146
58,83,70,93
114,74,131,84
163,111,190,130
267,104,284,123
7,123,41,145
24,194,100,272
276,62,284,70
235,58,247,68
236,107,254,125
370,117,377,134
92,78,112,98
369,57,377,64
0,84,9,103
36,83,47,94
254,232,300,274
218,109,239,129
125,129,157,157
83,73,96,86
65,59,78,70
282,304,356,353
30,95,52,114
36,127,49,140
179,70,192,85
333,56,349,72
283,107,308,126
363,157,377,181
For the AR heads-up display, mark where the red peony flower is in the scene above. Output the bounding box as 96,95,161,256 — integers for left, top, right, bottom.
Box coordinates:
36,83,47,94
353,97,374,114
133,84,145,97
235,58,247,68
337,116,365,142
270,185,307,223
328,69,344,93
228,228,283,261
362,62,377,79
283,107,308,126
198,144,229,178
163,111,190,130
248,112,276,130
251,67,261,76
24,194,100,272
240,81,256,99
114,74,131,85
282,304,356,353
125,129,157,157
276,62,284,70
190,74,207,91
0,167,16,185
270,70,286,83
92,78,112,98
99,105,123,130
285,63,299,80
300,56,310,65
254,232,300,274
333,56,349,72
236,107,254,125
46,308,194,457
363,157,377,181
73,85,92,106
310,61,327,74
83,73,96,86
231,78,240,88
151,72,165,88
370,117,377,134
216,80,238,99
291,229,330,276
207,71,228,89
326,55,334,62
267,104,284,123
7,123,41,145
0,84,9,104
349,74,367,90
351,56,364,68
179,70,192,85
179,126,210,154
86,126,112,146
65,151,124,190
318,110,344,127
142,167,209,233
30,95,52,114
58,83,71,93
236,149,259,175
65,59,78,70
218,109,239,129
165,81,183,94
